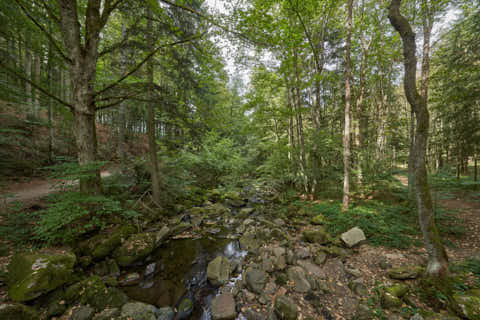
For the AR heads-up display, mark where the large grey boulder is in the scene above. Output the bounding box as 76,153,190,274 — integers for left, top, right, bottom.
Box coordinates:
7,250,76,302
211,293,236,320
207,256,231,287
340,227,366,248
121,302,157,320
245,267,267,294
274,296,297,320
287,267,311,293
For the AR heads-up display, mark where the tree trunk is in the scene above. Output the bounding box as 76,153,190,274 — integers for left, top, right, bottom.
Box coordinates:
117,23,128,161
34,53,41,117
146,9,162,205
25,32,32,108
408,109,416,202
342,0,353,212
58,0,103,194
388,0,448,278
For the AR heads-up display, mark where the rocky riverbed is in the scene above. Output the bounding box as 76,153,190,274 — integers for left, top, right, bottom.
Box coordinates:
1,189,479,320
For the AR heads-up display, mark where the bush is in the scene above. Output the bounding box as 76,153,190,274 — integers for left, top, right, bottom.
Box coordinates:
31,192,139,245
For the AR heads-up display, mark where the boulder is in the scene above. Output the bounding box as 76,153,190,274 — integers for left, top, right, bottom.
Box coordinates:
70,306,95,320
381,292,403,309
245,268,267,294
274,295,298,320
303,228,330,245
65,276,128,311
211,292,236,320
340,227,366,248
207,256,231,287
387,266,424,280
386,283,409,298
79,225,136,260
453,290,480,319
287,267,311,293
297,260,326,279
7,250,76,302
93,308,122,320
121,302,157,320
238,208,255,219
0,303,39,320
240,232,261,252
157,307,174,320
113,232,157,266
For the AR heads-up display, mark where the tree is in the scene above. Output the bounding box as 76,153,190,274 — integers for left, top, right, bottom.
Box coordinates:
388,0,448,278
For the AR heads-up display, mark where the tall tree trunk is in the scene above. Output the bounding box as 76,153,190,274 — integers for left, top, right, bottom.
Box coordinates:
146,9,162,205
389,0,448,278
343,0,353,212
25,32,32,108
408,109,416,201
117,23,128,161
34,52,41,117
58,0,102,194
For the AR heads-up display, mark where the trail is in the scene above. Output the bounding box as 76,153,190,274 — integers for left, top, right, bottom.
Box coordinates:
2,171,112,205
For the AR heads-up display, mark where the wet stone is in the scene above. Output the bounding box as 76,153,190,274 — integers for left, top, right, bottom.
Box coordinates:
245,268,268,294
211,292,236,320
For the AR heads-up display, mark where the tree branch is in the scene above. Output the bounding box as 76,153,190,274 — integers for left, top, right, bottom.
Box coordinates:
94,33,206,97
0,61,73,109
15,0,71,63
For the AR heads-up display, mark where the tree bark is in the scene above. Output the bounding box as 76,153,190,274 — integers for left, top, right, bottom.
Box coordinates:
342,0,353,212
146,9,162,205
25,31,32,108
117,23,128,161
58,0,103,194
388,0,448,278
34,52,41,117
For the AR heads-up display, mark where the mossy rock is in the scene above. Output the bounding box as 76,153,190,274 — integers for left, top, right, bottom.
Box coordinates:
274,295,298,320
113,232,157,267
0,303,40,320
453,290,480,320
381,292,403,309
79,225,136,261
386,283,409,298
65,276,128,311
7,250,76,302
387,266,424,280
303,227,330,245
311,214,326,225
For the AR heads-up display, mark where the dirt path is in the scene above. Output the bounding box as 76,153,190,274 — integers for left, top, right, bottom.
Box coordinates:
2,171,112,205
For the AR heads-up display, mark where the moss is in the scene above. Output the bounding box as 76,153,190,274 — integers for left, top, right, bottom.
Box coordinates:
386,283,409,298
7,250,76,302
0,303,39,320
453,290,480,320
113,232,156,267
79,225,136,260
311,214,326,225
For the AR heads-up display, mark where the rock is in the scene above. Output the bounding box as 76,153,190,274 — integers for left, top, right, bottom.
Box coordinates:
79,225,136,260
207,256,231,287
244,309,266,320
119,272,141,286
65,276,128,311
295,247,311,260
410,314,424,320
379,257,392,270
297,260,326,279
121,302,157,320
47,299,67,318
7,250,76,302
239,208,255,219
274,218,285,226
386,283,409,298
93,308,122,320
287,266,311,293
453,290,480,319
113,232,157,266
70,306,95,320
211,292,236,320
314,251,327,265
240,232,261,252
344,266,362,278
94,258,120,277
387,266,424,280
245,268,267,294
389,313,404,320
274,295,298,320
381,292,403,309
262,256,275,273
0,303,39,320
303,227,330,245
340,227,366,248
354,303,374,320
311,215,325,225
155,226,171,246
177,298,193,320
157,307,174,320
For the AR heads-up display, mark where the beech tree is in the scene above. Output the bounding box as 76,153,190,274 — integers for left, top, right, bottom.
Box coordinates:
388,0,448,278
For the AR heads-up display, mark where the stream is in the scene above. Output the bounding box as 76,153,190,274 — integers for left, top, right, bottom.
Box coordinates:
121,229,248,320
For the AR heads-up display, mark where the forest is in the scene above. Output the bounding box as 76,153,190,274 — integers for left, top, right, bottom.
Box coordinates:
0,0,479,319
